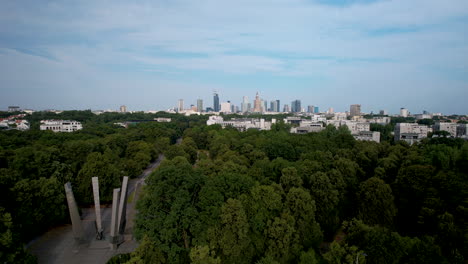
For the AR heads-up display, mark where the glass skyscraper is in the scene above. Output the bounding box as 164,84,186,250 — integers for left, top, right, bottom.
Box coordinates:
213,92,220,112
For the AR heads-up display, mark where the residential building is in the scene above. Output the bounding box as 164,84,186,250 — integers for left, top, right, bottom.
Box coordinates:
457,124,468,138
206,116,272,131
394,123,431,144
120,105,127,113
354,131,381,143
433,122,457,137
291,122,324,134
350,104,361,117
40,120,83,132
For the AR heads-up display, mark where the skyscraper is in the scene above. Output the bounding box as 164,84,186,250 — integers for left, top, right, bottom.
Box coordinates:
400,108,408,117
263,100,268,112
213,92,220,112
241,96,250,113
291,100,301,113
283,104,291,112
350,104,361,117
276,100,280,112
253,92,262,112
197,99,203,112
307,105,314,113
270,101,277,112
178,99,184,112
314,106,319,113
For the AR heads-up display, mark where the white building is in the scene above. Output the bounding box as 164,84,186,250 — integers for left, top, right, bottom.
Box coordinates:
326,120,370,134
154,118,172,122
40,120,83,132
400,108,409,117
220,102,232,113
433,122,457,137
394,123,431,144
120,105,127,113
207,116,271,131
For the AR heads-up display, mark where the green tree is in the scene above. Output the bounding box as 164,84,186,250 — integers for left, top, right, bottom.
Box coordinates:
357,177,397,227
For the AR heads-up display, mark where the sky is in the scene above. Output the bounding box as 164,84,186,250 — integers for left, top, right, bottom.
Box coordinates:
0,0,467,114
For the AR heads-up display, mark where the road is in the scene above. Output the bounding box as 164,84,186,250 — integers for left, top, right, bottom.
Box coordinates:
27,154,165,264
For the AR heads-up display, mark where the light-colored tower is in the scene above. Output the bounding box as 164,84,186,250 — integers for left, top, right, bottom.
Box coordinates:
400,108,408,117
120,105,127,113
350,104,361,117
241,96,250,113
197,99,203,112
253,92,262,112
178,99,184,112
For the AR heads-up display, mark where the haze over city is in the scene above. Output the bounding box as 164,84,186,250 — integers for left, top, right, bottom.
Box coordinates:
1,0,467,114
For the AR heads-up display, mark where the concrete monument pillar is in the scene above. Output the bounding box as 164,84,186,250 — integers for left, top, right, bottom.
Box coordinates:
64,182,84,241
117,176,129,235
109,188,121,250
91,177,103,240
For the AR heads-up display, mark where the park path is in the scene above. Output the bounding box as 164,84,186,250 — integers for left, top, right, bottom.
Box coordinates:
27,154,165,264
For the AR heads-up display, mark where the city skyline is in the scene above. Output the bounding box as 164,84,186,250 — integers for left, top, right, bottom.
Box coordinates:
1,1,467,114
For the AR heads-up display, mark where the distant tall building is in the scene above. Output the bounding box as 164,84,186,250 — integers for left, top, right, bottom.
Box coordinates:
178,99,184,112
263,100,268,112
120,105,127,113
197,99,203,112
350,104,361,117
276,100,280,112
220,102,231,113
270,101,278,112
213,92,220,112
328,107,334,114
241,96,250,113
314,106,319,113
283,104,291,112
291,100,301,113
400,108,409,117
379,110,388,115
253,92,262,112
307,105,314,113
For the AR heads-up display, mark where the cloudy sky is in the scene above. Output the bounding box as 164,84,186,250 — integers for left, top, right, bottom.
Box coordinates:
1,0,467,114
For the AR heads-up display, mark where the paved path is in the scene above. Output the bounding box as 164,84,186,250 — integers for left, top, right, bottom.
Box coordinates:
27,154,165,264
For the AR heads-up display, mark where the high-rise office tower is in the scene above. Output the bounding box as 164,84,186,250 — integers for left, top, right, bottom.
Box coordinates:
241,96,250,113
308,105,314,113
178,99,184,112
263,100,268,112
213,92,220,112
291,100,301,113
350,104,361,117
253,92,262,112
197,99,203,112
270,101,277,112
314,106,319,113
120,105,127,113
283,104,291,112
276,100,280,112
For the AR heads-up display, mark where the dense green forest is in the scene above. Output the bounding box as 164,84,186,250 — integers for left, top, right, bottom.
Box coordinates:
0,111,206,263
0,111,467,263
129,124,468,263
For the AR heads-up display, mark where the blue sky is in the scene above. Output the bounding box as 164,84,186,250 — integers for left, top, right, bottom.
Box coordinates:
1,0,467,114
